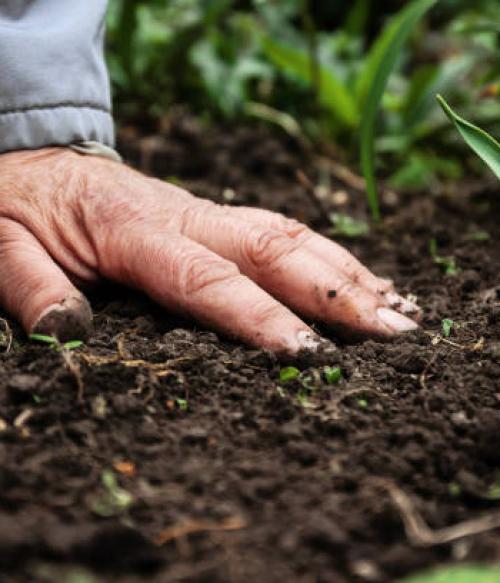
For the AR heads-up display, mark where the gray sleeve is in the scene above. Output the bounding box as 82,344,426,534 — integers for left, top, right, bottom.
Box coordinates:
0,0,114,154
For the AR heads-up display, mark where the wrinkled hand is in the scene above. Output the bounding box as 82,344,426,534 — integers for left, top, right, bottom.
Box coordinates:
0,148,420,353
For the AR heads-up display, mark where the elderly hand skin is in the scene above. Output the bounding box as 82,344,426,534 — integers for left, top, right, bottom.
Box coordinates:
0,147,420,353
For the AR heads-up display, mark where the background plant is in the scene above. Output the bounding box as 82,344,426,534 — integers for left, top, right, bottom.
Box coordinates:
106,0,500,212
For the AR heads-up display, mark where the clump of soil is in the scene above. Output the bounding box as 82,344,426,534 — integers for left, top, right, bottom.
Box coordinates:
0,117,499,582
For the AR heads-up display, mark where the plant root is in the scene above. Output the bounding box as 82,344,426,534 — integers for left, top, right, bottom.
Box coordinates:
371,478,500,547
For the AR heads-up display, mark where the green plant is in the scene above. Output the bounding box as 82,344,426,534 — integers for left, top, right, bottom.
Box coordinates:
176,398,189,411
437,94,500,180
329,213,369,238
397,565,500,583
323,366,342,384
441,318,457,337
279,366,301,383
360,0,437,220
91,470,133,518
29,334,83,351
429,239,459,276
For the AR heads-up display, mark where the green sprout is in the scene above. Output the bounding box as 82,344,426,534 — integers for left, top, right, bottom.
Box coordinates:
279,366,301,383
441,318,460,338
357,398,368,408
29,333,83,351
329,213,369,238
176,398,188,411
324,366,342,384
429,238,459,276
91,470,133,517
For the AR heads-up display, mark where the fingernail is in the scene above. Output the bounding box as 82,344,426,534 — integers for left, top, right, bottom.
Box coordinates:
32,295,93,342
377,307,419,333
385,292,421,316
295,330,337,355
296,330,321,351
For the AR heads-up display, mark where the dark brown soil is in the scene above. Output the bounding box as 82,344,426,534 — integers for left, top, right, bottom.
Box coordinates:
1,118,499,583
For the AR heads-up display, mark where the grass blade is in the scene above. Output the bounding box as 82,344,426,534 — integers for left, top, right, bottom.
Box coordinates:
262,37,359,128
359,0,437,221
437,94,500,180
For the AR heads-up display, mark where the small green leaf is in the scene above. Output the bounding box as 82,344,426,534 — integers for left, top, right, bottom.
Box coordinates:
437,94,500,181
324,366,342,384
397,565,500,583
279,366,300,383
357,398,368,408
63,340,84,351
91,470,133,517
176,398,188,411
441,318,454,338
486,483,500,500
29,333,58,345
330,213,369,238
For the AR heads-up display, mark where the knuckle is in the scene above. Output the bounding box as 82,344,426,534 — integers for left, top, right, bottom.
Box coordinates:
177,250,240,297
267,212,309,239
244,227,300,270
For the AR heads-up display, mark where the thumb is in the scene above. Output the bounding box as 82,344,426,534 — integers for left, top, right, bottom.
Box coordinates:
0,218,93,341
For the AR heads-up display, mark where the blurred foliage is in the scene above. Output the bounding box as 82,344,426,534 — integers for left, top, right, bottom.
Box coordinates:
106,0,500,190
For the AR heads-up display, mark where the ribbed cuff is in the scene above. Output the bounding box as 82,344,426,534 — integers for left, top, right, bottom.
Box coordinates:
0,105,114,155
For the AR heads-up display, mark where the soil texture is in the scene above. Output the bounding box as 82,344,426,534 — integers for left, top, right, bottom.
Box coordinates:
0,117,499,582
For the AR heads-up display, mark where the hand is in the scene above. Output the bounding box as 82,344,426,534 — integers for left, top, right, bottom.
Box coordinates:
0,148,420,353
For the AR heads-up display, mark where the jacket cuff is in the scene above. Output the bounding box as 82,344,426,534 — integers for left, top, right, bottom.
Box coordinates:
0,105,114,154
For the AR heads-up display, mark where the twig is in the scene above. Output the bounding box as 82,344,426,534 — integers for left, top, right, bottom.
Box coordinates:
419,352,438,391
61,348,85,403
372,478,500,547
154,516,246,546
296,169,330,216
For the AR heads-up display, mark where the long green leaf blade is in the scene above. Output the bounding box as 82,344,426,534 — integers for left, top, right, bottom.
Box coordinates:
359,0,437,221
262,37,359,128
437,94,500,180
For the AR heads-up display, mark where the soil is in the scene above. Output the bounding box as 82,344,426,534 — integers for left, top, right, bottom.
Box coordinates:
0,117,499,583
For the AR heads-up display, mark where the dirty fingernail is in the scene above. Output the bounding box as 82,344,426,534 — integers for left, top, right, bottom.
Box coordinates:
385,292,421,317
32,295,93,342
296,330,321,351
377,307,419,333
295,330,337,356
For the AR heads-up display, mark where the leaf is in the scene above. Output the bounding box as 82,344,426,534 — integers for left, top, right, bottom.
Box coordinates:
359,0,437,221
397,565,500,583
330,213,369,238
279,366,300,383
437,94,500,181
29,333,58,345
441,318,454,338
261,36,359,128
63,340,84,351
324,366,342,384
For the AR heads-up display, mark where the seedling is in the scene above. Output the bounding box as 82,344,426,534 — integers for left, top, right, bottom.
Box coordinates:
176,398,188,411
398,565,500,583
357,398,368,408
29,333,83,351
329,213,369,238
91,470,133,517
441,318,461,338
279,366,301,383
429,238,459,276
324,366,342,384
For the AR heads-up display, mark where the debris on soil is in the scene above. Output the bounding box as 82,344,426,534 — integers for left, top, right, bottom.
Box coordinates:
0,120,499,582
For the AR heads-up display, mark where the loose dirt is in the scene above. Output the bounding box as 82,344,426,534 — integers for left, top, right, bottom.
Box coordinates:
0,118,499,582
